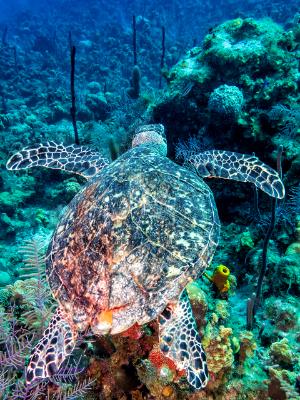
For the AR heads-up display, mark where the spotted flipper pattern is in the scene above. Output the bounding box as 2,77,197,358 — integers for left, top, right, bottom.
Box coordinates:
186,150,284,199
159,289,208,390
6,141,109,179
26,307,77,385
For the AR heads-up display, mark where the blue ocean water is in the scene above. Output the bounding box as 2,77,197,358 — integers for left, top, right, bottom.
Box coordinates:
0,1,299,399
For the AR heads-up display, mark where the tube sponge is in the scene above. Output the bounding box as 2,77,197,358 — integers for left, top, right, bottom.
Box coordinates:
213,265,230,292
204,264,230,293
127,65,141,99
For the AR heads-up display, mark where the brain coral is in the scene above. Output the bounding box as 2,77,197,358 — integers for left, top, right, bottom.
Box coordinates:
208,84,244,121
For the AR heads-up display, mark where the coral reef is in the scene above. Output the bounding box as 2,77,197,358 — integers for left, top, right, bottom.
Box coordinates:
0,3,299,399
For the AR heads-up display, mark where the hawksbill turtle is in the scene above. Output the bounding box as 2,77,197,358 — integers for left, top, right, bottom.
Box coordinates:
6,124,284,390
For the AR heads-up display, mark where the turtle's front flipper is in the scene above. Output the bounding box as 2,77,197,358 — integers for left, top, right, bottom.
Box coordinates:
26,307,77,385
187,150,284,199
159,289,208,390
7,142,109,179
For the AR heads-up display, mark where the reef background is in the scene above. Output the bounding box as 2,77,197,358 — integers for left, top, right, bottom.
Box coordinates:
0,0,299,399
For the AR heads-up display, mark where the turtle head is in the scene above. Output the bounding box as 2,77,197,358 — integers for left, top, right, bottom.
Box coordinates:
132,124,167,156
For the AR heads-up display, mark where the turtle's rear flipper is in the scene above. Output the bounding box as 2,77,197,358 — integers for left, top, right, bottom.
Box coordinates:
26,308,77,385
159,289,208,390
7,142,109,179
187,150,284,199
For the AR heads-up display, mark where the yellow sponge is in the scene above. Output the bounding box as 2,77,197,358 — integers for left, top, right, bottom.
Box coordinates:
204,264,230,293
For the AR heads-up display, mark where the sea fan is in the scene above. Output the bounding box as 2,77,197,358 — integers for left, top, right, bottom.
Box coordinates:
50,356,85,385
0,305,34,370
18,239,46,280
0,332,32,369
11,376,94,400
287,183,300,217
59,378,95,400
258,184,300,232
0,304,37,400
175,134,209,160
10,381,47,400
18,239,53,333
268,104,300,139
0,369,14,399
